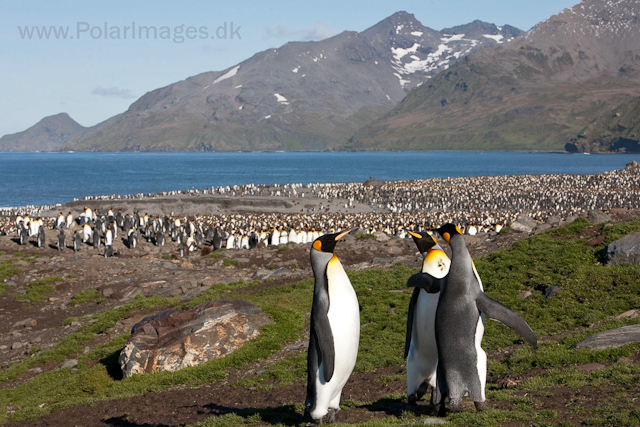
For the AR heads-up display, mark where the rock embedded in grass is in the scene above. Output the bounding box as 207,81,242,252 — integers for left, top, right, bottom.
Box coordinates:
119,299,272,378
604,231,640,265
574,324,640,350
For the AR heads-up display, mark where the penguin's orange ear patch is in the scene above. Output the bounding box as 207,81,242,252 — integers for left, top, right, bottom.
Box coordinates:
442,232,450,243
313,240,322,251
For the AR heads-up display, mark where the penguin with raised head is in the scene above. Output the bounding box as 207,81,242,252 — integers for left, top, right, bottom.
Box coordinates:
404,231,450,406
57,228,65,251
433,224,537,415
37,226,45,248
305,230,359,424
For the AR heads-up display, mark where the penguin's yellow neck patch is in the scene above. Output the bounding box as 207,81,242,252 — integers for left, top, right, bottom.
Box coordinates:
329,253,338,263
425,249,446,262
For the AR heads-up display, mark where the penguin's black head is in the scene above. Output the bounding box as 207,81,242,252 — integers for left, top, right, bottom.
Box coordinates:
407,230,437,254
312,230,350,253
433,223,462,243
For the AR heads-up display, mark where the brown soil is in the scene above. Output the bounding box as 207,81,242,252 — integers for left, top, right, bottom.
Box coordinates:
1,210,639,427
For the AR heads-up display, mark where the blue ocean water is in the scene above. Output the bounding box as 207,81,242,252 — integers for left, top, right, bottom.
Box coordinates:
0,152,638,208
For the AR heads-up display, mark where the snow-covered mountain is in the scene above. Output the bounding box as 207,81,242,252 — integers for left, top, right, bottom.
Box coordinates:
1,12,522,152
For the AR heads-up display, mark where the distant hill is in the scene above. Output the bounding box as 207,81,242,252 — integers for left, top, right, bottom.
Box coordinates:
4,12,521,152
566,95,640,153
0,113,86,152
345,0,640,151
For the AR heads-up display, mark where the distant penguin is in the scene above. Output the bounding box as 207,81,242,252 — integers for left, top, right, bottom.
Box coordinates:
57,228,65,251
404,231,450,405
249,233,258,249
155,230,165,246
82,223,92,243
105,226,114,247
73,231,82,252
127,228,137,249
433,224,537,415
212,228,222,250
271,228,280,246
37,226,45,248
56,212,65,228
66,212,73,228
92,228,101,249
19,224,28,245
305,230,359,424
116,210,124,228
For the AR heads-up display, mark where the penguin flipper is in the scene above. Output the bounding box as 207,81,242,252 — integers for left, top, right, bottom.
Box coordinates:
404,287,420,359
475,292,537,346
406,272,443,293
312,304,335,382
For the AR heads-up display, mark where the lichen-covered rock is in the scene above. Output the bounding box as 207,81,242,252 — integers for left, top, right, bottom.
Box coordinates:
604,231,640,265
119,299,271,378
511,214,537,233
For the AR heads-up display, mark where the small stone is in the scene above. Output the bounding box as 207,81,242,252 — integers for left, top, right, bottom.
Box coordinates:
615,356,633,364
518,290,532,299
545,286,561,298
587,210,611,224
266,267,292,279
613,309,640,320
57,359,78,370
28,367,43,373
575,363,606,372
102,288,114,297
373,231,389,242
413,417,448,425
48,297,60,302
11,342,23,350
387,307,396,314
180,261,194,269
13,318,37,328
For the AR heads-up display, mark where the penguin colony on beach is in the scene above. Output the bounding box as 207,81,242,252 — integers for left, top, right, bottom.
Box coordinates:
305,225,537,423
2,166,638,238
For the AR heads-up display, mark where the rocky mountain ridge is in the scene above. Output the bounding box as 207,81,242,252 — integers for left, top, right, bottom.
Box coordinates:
1,12,521,152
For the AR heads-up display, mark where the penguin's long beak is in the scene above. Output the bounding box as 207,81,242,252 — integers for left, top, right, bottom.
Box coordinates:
407,231,421,239
335,228,354,241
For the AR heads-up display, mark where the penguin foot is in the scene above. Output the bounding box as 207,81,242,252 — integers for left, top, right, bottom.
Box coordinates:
437,401,447,417
474,401,487,412
407,393,419,406
325,407,339,424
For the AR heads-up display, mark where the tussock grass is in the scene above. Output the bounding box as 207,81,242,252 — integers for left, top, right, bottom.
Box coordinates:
68,290,103,306
19,276,64,302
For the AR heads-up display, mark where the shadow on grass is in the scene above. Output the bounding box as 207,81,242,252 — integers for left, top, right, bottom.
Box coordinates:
198,403,305,426
103,415,173,427
100,349,124,381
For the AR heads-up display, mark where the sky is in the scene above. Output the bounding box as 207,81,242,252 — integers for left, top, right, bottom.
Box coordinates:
0,0,579,137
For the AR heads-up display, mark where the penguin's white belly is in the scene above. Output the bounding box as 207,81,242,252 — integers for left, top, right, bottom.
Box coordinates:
311,258,359,419
407,289,439,393
475,312,487,401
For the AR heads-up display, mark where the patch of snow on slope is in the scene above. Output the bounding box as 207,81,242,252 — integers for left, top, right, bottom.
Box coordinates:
274,93,289,105
292,66,300,73
391,43,420,62
483,34,504,43
212,66,240,85
411,31,423,37
441,34,465,43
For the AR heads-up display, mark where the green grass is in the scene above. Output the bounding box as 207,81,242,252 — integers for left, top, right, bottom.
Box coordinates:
221,258,242,268
204,250,226,259
0,259,21,296
3,217,640,425
68,290,103,306
18,276,64,302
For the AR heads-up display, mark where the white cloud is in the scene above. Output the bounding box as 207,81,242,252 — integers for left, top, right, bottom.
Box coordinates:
91,86,136,99
263,22,340,41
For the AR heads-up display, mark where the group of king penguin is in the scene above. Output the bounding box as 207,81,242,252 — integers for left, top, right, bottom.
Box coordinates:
305,224,537,424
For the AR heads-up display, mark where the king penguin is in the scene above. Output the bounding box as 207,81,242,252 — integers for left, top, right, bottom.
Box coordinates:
305,230,359,424
57,228,65,251
404,231,450,405
433,223,537,415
